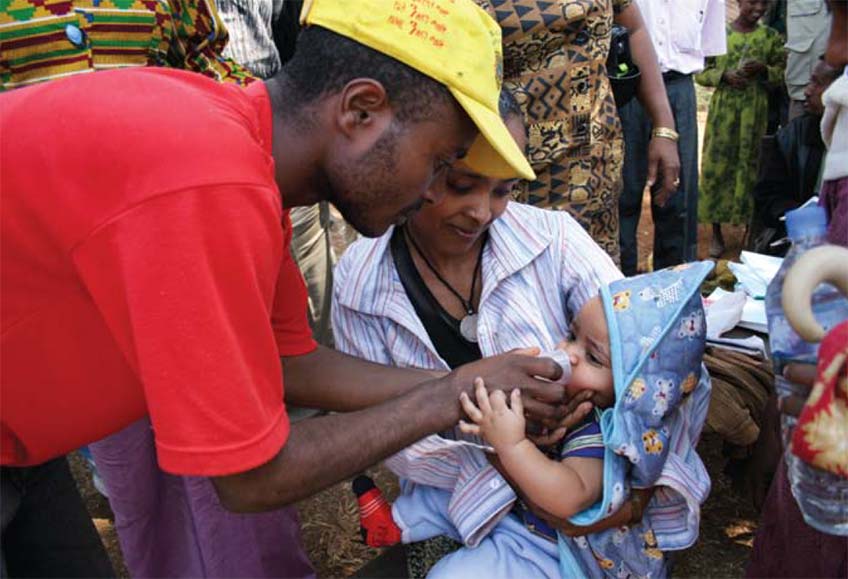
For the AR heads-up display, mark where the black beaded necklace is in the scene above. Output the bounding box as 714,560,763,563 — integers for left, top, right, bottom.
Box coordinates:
403,225,485,343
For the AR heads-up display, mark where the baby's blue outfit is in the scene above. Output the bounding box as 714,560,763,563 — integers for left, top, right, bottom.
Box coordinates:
393,263,714,578
558,261,714,578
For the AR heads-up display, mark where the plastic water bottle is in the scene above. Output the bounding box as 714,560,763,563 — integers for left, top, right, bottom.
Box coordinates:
765,206,848,535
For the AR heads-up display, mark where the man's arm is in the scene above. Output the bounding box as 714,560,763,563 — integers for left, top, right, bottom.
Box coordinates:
285,345,570,422
615,2,680,206
213,373,461,511
282,345,441,411
215,350,568,512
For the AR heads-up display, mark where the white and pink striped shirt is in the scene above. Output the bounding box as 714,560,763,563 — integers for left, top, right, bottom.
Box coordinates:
332,202,707,549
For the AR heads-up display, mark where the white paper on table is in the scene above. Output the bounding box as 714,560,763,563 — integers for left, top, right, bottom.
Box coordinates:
727,262,768,298
703,288,747,338
739,251,783,285
738,298,768,333
705,287,769,335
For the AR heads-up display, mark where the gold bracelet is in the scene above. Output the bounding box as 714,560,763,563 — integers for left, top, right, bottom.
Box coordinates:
651,127,679,142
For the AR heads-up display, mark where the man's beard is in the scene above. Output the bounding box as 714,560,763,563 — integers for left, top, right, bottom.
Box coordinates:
325,126,418,238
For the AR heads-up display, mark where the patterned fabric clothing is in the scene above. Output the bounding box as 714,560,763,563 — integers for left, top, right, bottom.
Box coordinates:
791,321,848,477
560,411,605,459
0,0,253,89
474,0,631,263
216,0,283,79
695,24,785,225
519,136,624,262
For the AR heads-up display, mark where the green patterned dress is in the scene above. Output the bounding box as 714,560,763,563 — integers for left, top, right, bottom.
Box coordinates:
696,24,785,225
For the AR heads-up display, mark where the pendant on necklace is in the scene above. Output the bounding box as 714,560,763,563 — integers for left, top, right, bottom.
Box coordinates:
460,313,479,343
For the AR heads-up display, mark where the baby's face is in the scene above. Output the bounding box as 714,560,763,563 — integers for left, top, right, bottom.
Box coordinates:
555,296,614,408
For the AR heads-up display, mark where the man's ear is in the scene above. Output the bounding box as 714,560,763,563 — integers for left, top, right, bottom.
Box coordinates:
335,79,393,139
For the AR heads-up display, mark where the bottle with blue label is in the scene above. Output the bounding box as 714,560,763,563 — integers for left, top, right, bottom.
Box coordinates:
765,205,848,535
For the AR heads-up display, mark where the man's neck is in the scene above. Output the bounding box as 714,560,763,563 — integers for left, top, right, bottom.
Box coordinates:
265,76,326,209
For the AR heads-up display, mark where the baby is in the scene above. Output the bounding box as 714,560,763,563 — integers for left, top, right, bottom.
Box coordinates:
355,262,713,578
459,293,613,521
452,261,713,578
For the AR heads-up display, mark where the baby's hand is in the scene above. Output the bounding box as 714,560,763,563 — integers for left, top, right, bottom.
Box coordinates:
459,378,526,451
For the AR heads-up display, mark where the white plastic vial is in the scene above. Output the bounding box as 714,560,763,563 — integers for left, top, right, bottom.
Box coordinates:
539,349,572,385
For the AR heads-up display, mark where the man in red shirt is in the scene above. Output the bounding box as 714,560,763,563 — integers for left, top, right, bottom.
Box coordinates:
1,0,569,573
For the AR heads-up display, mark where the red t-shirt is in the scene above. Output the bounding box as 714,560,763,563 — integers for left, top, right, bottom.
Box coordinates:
0,69,316,476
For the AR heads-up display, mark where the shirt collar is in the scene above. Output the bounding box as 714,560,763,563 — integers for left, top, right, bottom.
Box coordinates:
336,203,555,320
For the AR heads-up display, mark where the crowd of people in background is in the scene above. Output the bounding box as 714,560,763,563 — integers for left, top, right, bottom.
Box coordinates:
1,0,847,577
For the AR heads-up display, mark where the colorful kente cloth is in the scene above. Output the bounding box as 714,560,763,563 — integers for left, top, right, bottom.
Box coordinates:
474,0,630,263
791,320,848,477
0,0,253,89
696,24,785,225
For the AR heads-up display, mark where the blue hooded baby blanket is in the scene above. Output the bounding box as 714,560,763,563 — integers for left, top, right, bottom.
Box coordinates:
558,261,714,578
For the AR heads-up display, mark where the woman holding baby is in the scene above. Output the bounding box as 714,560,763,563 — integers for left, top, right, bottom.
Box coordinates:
333,92,711,578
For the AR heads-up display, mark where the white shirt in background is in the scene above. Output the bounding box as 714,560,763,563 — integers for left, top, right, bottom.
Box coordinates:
634,0,727,75
785,0,832,102
821,68,848,182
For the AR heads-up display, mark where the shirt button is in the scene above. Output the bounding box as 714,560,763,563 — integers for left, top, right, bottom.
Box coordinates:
489,479,501,490
65,24,86,47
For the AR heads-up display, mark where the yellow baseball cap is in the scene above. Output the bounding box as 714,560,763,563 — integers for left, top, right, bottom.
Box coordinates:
300,0,535,181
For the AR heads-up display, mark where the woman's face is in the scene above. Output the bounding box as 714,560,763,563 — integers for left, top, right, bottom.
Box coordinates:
737,0,767,26
407,114,528,257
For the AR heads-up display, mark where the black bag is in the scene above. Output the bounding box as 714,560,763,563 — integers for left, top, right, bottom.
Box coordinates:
607,24,641,109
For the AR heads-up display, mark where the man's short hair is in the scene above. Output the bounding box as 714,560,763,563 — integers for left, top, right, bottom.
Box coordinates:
281,26,452,123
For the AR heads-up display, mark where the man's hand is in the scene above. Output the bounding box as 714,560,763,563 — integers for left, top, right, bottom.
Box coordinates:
529,390,594,446
722,69,749,89
451,348,567,423
646,136,681,207
459,378,525,451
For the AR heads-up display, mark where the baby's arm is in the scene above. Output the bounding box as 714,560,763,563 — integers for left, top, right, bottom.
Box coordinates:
460,379,604,520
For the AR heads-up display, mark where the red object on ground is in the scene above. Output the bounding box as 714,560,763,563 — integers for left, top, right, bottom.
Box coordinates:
353,476,402,547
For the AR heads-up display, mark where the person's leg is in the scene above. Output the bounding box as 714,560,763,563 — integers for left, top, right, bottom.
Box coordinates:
1,466,23,576
427,514,560,579
653,76,698,268
618,95,652,275
184,476,315,578
392,481,461,544
710,222,726,258
92,417,315,578
1,458,113,578
289,203,336,348
91,417,205,577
